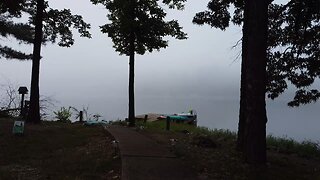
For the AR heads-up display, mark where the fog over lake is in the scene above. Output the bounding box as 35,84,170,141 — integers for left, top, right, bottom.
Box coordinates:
0,0,319,142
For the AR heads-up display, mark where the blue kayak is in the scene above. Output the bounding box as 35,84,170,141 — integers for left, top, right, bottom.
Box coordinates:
84,120,108,126
167,115,190,121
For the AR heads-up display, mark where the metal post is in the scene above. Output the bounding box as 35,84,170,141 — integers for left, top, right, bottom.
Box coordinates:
20,94,25,117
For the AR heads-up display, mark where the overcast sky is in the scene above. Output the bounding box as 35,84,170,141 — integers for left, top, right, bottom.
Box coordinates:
1,0,319,141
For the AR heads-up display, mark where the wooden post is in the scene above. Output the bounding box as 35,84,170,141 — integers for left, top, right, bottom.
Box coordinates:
166,116,170,131
20,94,25,117
79,111,83,122
23,100,30,118
144,114,148,124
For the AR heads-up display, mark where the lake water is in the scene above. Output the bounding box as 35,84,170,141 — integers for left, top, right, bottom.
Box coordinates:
59,94,320,143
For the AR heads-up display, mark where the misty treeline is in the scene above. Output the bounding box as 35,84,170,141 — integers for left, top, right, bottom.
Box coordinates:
1,0,319,164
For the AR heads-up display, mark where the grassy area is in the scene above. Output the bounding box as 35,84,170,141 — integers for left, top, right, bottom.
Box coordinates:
0,118,120,180
135,120,320,179
267,135,320,158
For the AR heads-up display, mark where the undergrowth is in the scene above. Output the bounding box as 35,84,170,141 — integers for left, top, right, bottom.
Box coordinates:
136,120,320,159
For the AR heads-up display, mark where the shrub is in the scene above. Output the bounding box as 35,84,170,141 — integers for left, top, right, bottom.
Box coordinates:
54,107,72,122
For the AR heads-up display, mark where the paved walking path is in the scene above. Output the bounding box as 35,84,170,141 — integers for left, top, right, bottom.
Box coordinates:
105,125,198,180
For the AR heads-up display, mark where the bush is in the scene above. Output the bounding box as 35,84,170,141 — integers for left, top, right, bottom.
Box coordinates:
54,107,72,122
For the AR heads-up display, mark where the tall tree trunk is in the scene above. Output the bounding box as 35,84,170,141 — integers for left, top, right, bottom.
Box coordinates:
237,37,247,152
128,30,135,127
241,0,269,164
128,0,136,127
237,18,248,152
27,0,44,123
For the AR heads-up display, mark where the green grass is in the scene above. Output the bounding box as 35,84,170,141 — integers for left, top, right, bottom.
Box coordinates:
138,120,320,158
267,135,320,158
135,120,320,179
139,120,235,135
0,118,120,180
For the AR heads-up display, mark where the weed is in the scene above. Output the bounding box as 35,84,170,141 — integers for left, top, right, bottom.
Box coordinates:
53,106,72,122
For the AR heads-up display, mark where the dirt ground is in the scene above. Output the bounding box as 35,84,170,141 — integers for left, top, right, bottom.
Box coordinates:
0,118,121,180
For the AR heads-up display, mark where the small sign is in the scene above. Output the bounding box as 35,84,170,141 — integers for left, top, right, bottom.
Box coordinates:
13,121,25,135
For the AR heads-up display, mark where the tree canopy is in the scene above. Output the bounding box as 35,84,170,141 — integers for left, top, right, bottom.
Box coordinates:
91,0,187,55
0,0,34,60
193,0,320,107
0,0,91,60
267,0,320,106
0,0,27,15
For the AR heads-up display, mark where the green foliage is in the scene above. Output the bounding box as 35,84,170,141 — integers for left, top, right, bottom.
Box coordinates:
0,0,91,60
0,0,34,60
0,18,34,43
42,8,91,47
0,0,26,15
0,11,34,60
267,1,320,106
91,0,187,56
0,45,33,60
194,0,320,107
53,106,72,122
143,120,320,159
193,0,243,30
137,120,320,178
30,0,92,46
267,135,320,158
162,0,186,10
143,120,236,140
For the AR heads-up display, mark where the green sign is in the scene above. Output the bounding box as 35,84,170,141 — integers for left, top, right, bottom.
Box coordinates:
13,121,24,135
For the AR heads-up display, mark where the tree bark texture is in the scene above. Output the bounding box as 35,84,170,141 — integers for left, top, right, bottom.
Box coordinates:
240,0,269,164
27,0,44,124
